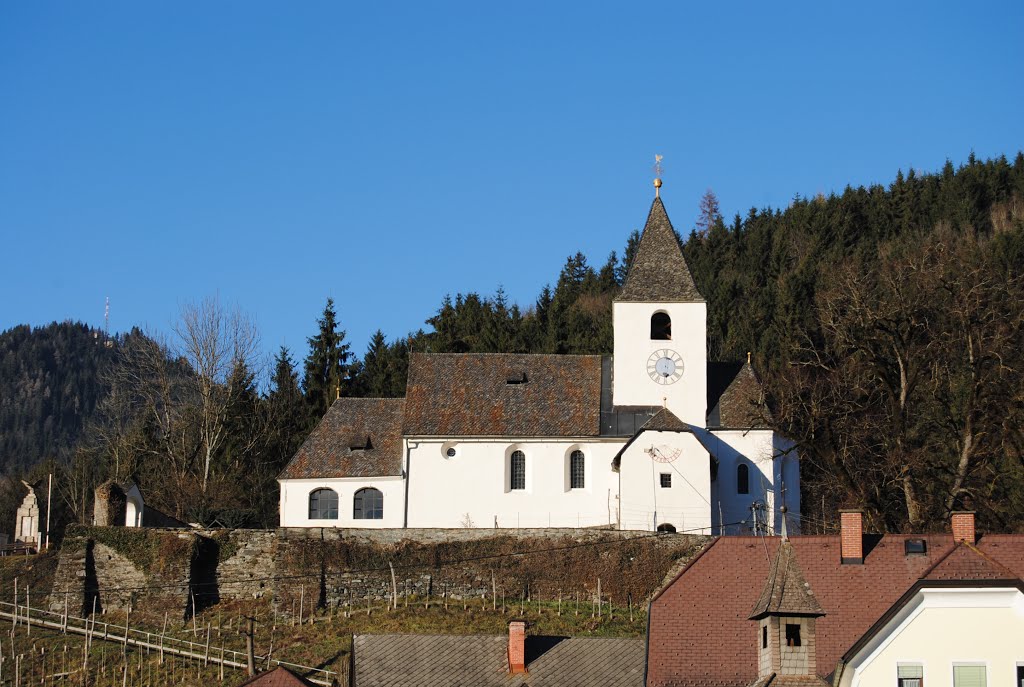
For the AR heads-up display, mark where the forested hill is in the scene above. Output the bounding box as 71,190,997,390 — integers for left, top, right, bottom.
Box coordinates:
1,153,1022,536
0,322,118,475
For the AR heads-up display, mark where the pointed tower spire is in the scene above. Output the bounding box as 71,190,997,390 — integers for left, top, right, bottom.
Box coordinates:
615,197,704,303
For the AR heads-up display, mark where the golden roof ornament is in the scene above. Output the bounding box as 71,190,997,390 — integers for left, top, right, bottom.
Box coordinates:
653,154,664,198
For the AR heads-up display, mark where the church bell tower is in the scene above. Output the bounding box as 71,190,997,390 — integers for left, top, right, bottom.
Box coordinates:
612,179,707,426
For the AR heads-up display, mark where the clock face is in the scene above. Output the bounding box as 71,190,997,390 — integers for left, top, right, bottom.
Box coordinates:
647,349,684,385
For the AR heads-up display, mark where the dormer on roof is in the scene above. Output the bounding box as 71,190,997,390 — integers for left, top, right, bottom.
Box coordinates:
615,196,704,303
749,541,826,683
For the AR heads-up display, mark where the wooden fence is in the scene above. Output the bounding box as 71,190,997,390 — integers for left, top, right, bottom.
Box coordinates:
0,600,338,686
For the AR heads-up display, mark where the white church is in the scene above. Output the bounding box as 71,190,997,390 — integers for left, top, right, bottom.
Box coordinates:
278,185,800,535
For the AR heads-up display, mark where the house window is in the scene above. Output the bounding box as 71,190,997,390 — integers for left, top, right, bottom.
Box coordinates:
660,473,672,488
952,665,986,687
308,489,339,520
651,312,672,340
897,664,923,687
737,463,749,495
761,625,767,649
510,451,526,490
570,450,585,489
784,623,801,647
1016,665,1023,687
353,488,383,520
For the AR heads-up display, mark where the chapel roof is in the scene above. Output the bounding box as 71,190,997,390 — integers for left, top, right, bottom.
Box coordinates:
352,634,644,687
278,398,405,480
646,533,1024,687
615,196,704,303
641,406,690,432
403,353,603,437
707,361,771,429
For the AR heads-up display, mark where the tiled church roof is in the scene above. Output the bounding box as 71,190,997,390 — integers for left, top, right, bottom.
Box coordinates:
403,353,603,437
615,197,704,303
278,398,405,479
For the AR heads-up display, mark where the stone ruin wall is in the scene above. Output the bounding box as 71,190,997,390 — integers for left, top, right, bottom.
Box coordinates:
49,526,706,618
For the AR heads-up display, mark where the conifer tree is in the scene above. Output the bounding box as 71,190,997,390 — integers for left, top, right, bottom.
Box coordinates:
303,298,353,419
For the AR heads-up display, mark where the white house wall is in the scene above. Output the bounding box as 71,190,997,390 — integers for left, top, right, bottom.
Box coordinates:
841,587,1024,687
612,301,708,426
279,476,405,528
405,438,624,529
618,431,712,534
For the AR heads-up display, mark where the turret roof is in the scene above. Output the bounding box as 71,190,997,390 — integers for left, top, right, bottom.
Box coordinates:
749,540,825,620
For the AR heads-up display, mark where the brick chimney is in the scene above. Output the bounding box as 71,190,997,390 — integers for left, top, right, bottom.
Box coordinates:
951,511,976,543
839,510,863,564
508,621,527,674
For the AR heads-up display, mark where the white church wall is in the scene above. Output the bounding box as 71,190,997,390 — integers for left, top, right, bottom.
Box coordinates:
405,438,623,529
279,476,405,528
612,301,707,426
618,431,712,533
704,429,776,535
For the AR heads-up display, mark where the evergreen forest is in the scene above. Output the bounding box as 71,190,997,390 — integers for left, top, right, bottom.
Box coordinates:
2,153,1023,538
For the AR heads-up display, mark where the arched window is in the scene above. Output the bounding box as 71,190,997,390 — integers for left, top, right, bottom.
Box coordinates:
651,312,672,340
737,463,750,495
657,523,677,533
308,488,339,520
510,450,526,490
353,488,383,520
570,450,585,489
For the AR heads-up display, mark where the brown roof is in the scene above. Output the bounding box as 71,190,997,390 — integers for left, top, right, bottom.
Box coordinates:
616,197,704,303
749,540,824,619
707,362,770,429
921,541,1022,582
235,667,316,687
403,353,603,437
646,533,1024,687
352,634,644,687
278,398,405,479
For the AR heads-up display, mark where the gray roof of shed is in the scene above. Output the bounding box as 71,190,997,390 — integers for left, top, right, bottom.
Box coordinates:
615,197,703,303
352,633,645,687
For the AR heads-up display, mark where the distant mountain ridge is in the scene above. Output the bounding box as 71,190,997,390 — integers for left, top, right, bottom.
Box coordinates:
0,321,117,474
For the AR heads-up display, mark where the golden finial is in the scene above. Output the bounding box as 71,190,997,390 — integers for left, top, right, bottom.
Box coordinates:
335,383,341,400
653,154,664,197
747,351,751,365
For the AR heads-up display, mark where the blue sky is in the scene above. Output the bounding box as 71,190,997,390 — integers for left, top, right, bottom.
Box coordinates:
2,2,1022,373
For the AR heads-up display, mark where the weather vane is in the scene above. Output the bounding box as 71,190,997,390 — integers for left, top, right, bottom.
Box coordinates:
653,154,664,197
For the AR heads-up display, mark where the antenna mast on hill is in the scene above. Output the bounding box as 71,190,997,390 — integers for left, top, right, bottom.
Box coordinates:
104,297,113,347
